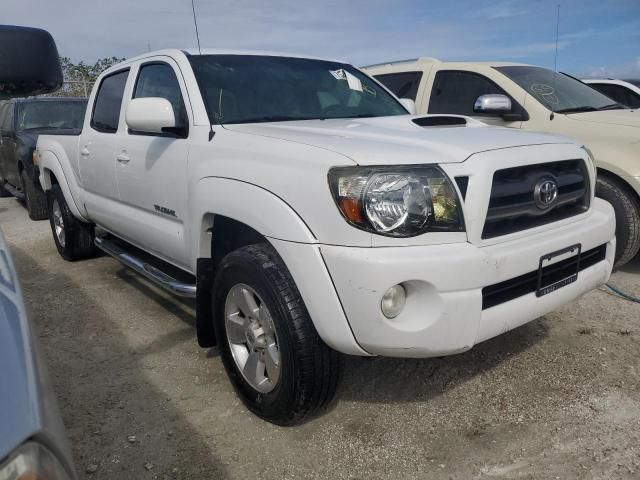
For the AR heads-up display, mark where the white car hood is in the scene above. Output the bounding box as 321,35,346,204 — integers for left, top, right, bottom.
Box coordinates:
566,109,640,128
223,115,572,165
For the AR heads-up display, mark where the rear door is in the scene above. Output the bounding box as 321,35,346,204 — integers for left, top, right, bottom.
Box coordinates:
0,102,18,188
114,58,191,267
78,69,130,226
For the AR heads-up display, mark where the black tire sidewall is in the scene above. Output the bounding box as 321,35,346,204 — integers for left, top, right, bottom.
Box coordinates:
212,248,300,422
596,176,640,266
48,184,76,260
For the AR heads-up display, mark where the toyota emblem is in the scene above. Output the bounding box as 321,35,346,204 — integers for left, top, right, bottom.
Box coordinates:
534,177,558,210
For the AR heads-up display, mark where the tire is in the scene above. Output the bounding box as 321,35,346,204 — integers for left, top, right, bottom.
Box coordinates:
0,181,11,198
212,243,341,426
21,170,48,220
47,184,96,261
596,175,640,267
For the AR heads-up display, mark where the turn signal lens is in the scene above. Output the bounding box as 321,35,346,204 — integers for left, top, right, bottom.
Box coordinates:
0,442,73,480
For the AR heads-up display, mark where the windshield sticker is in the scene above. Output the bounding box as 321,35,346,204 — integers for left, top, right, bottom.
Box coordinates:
530,83,559,105
330,69,347,80
329,69,363,92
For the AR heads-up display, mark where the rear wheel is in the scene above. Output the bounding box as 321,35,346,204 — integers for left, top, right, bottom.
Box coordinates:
47,184,96,261
596,174,640,267
21,170,48,220
212,243,341,425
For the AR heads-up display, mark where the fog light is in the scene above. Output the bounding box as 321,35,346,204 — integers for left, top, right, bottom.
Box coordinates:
381,284,406,319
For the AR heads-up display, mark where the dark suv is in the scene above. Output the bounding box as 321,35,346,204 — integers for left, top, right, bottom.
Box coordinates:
0,97,86,219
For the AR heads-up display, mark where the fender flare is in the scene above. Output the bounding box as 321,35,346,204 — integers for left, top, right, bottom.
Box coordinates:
38,150,90,222
189,176,317,264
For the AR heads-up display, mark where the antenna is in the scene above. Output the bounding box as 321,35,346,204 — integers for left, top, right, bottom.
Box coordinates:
553,4,560,73
191,0,202,55
550,4,560,120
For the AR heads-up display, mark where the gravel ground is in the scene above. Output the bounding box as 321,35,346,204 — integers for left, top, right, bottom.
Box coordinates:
2,196,640,480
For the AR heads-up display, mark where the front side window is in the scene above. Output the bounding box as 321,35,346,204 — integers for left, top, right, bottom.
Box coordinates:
188,55,408,124
16,101,87,131
91,70,129,133
590,83,640,109
496,66,624,113
428,70,508,116
133,63,188,128
374,71,423,101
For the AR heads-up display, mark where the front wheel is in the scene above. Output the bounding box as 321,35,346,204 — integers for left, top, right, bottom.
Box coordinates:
47,184,96,261
212,243,341,425
595,175,640,267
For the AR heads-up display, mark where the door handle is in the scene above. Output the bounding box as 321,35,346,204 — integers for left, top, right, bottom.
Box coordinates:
116,153,130,164
80,147,90,157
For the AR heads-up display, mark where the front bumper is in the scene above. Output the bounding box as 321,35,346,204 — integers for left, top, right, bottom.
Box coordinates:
319,198,615,357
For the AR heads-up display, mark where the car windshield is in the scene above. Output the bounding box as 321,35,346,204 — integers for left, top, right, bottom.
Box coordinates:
495,66,626,113
16,100,87,131
188,55,408,124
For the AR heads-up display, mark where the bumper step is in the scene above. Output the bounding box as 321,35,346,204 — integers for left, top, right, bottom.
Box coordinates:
95,235,196,298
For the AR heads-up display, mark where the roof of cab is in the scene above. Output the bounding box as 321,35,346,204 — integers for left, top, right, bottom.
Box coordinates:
103,48,348,74
362,57,532,70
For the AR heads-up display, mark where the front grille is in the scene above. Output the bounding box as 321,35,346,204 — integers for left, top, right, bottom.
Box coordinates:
481,243,607,310
482,160,590,239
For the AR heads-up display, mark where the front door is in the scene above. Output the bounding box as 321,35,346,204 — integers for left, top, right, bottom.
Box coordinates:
426,69,524,127
114,59,191,268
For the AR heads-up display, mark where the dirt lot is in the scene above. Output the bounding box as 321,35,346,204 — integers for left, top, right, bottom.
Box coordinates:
2,197,640,479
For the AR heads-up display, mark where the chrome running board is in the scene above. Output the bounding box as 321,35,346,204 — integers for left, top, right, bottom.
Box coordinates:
95,235,196,298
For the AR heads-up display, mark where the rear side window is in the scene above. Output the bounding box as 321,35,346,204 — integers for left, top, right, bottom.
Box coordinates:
91,70,129,133
428,70,507,115
133,63,188,128
374,71,423,101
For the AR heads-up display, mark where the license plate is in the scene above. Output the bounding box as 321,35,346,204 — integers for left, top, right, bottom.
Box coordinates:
536,244,581,297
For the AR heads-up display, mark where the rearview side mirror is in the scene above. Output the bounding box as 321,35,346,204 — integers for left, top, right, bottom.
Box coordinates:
126,98,177,134
399,98,417,115
474,94,512,115
0,25,63,99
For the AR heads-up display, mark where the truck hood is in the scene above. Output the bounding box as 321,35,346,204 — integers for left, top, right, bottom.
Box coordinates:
565,108,640,128
223,115,572,165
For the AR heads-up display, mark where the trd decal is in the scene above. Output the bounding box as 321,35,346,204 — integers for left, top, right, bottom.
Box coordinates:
154,204,177,217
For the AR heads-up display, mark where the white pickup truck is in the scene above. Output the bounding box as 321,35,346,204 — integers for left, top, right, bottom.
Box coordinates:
36,49,615,425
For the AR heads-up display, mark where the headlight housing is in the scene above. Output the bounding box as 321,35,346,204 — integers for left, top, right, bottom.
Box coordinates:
0,442,73,480
328,165,463,237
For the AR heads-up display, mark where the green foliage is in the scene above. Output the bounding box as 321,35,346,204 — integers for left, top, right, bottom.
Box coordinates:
49,56,125,97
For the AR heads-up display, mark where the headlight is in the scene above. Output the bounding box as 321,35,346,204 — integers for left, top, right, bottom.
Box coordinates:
328,165,463,236
0,442,73,480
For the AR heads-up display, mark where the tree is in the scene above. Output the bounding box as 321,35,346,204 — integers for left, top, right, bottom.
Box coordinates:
49,56,125,97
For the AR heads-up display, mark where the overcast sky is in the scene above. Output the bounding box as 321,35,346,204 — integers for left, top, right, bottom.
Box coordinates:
4,0,640,77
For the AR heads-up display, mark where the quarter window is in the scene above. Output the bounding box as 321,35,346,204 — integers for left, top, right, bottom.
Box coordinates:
91,70,129,133
429,70,509,116
374,72,423,101
133,63,188,128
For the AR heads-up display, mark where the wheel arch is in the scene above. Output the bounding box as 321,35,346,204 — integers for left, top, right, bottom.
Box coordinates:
597,167,640,205
38,150,90,221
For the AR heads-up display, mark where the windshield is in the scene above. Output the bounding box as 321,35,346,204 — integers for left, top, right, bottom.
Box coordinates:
17,100,87,131
495,66,624,113
188,55,408,124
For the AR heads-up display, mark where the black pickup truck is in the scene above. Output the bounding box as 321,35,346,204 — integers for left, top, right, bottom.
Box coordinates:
0,97,86,219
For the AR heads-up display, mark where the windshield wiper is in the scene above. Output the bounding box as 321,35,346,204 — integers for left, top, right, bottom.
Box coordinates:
598,103,627,111
555,106,599,114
